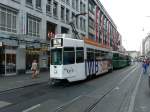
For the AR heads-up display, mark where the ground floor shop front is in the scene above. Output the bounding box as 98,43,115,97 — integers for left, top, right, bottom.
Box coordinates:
0,37,50,76
0,46,17,76
0,46,49,76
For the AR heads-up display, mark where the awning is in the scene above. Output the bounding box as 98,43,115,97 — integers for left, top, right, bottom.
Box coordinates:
0,33,18,47
0,33,50,49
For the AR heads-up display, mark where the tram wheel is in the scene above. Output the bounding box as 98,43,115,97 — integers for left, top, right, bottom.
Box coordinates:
48,79,56,86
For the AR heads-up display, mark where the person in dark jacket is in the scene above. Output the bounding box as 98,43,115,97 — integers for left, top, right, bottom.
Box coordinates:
143,60,149,74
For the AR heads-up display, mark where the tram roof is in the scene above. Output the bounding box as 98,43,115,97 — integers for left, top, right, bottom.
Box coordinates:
112,51,127,56
54,34,119,53
54,34,84,47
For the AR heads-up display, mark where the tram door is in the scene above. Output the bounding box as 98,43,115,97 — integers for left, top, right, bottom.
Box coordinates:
0,47,5,75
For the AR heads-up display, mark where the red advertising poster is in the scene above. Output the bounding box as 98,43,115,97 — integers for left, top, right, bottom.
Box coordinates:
101,14,104,45
108,21,110,47
107,21,109,47
96,6,99,42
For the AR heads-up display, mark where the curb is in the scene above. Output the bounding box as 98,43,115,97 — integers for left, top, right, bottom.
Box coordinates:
0,80,49,94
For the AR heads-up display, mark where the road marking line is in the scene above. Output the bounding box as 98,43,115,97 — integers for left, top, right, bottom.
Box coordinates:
22,104,41,112
55,95,82,111
140,106,147,111
54,65,138,112
88,65,137,96
111,67,137,93
0,101,11,108
118,67,137,85
114,86,120,90
16,80,24,83
128,72,142,112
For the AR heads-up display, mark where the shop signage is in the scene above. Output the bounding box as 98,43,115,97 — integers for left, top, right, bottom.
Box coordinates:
41,44,48,51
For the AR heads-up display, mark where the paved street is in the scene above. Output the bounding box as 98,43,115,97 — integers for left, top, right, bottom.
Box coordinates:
0,63,149,112
0,72,49,92
134,69,150,112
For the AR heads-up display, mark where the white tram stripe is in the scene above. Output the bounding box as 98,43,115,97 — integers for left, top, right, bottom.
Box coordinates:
22,104,41,112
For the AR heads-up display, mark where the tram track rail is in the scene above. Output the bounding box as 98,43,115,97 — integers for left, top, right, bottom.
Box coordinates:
0,64,137,112
0,82,48,95
54,65,138,112
86,66,139,112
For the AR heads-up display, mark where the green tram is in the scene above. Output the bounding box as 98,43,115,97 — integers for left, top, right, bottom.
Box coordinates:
112,51,131,69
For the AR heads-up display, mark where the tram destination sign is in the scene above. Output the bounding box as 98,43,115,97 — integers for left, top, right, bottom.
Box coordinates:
52,38,63,47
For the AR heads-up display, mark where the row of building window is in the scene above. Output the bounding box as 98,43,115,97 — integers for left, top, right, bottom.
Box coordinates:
80,18,86,32
0,7,17,33
46,0,86,32
61,0,86,12
0,5,40,37
8,0,118,46
12,0,86,14
10,0,87,32
89,0,95,14
88,0,119,47
28,17,40,37
26,0,41,9
0,6,86,36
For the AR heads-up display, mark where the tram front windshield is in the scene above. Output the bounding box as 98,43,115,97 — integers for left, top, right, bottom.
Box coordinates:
51,48,62,65
51,47,75,65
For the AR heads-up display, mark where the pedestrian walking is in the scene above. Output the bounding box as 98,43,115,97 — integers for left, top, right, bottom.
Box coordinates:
142,60,149,74
31,60,38,79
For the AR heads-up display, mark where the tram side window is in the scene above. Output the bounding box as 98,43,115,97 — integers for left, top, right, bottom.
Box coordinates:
63,47,75,65
113,53,119,59
76,47,84,63
101,51,108,60
87,48,94,60
95,50,102,60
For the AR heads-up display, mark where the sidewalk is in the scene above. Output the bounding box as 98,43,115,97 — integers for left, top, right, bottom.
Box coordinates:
0,71,50,92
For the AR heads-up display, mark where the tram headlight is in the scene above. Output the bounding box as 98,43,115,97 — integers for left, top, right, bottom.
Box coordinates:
54,70,57,74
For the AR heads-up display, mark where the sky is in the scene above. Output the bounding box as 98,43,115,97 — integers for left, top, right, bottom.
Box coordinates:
100,0,150,51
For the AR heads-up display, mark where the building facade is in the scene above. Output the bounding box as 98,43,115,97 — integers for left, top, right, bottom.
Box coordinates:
0,0,121,76
0,0,88,76
142,38,146,56
142,33,150,57
127,51,140,59
87,0,121,51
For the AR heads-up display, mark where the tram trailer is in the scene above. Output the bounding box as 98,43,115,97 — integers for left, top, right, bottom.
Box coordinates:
112,51,131,69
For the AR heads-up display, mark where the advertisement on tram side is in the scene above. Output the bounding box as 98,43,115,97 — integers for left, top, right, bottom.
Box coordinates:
85,60,109,76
